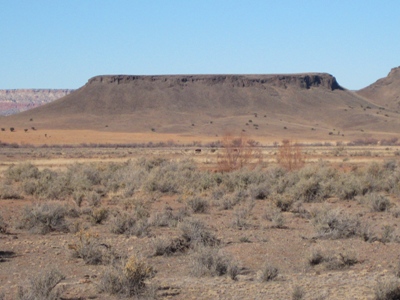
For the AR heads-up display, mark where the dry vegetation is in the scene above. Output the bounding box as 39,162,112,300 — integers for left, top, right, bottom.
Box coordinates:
1,140,400,299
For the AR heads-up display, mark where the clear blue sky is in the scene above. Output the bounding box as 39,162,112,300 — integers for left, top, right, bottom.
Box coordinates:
1,1,399,90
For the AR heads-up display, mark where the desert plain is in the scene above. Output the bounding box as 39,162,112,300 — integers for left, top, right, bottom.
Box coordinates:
1,69,400,299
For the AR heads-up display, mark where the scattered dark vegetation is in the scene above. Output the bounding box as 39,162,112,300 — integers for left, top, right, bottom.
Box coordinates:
17,268,65,300
308,248,358,270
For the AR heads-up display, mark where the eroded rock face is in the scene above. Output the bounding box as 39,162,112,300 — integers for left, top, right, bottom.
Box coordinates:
0,89,74,115
87,73,343,91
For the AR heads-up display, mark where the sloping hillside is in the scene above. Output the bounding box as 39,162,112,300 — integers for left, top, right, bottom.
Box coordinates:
2,73,399,141
357,66,400,111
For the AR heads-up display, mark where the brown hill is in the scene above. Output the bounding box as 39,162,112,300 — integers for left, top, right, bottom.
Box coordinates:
0,89,74,116
2,73,400,142
357,66,400,111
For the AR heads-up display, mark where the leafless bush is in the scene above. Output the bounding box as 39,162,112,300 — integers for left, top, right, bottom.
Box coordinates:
217,133,262,172
17,268,65,300
277,140,305,171
18,202,69,234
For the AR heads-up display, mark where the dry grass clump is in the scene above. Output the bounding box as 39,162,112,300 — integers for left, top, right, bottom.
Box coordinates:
88,207,109,224
17,268,65,300
109,211,149,237
0,214,8,234
308,248,358,270
259,263,279,282
264,204,286,228
152,236,189,256
186,196,209,213
153,217,219,256
99,254,155,297
69,230,115,265
17,202,69,234
179,218,219,247
150,206,190,227
365,193,392,212
0,183,23,200
292,285,305,300
374,277,400,300
190,246,238,279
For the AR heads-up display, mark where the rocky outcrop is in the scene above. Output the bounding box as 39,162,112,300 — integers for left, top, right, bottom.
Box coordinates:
0,89,74,115
87,73,343,91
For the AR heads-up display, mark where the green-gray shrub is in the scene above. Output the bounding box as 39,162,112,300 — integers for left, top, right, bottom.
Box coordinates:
179,219,219,247
18,202,69,234
186,197,209,213
366,193,391,212
190,246,235,277
312,208,361,239
6,163,40,183
99,255,155,297
17,269,65,300
110,212,149,237
374,277,400,300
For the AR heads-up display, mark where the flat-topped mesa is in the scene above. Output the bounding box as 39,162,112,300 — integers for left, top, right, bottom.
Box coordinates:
87,73,343,91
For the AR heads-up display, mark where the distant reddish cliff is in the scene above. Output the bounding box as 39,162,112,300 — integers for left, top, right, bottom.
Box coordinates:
0,89,74,115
